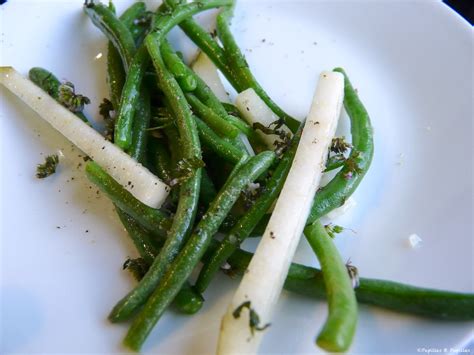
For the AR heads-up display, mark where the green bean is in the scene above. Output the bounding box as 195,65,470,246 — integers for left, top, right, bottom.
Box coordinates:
110,27,206,323
195,116,246,164
195,126,302,292
117,210,203,315
116,209,162,264
177,75,198,92
106,2,147,108
217,4,300,132
28,67,89,123
186,93,240,139
160,40,228,117
84,1,136,71
108,173,201,322
324,155,346,172
113,46,149,149
221,245,474,321
128,89,151,163
304,221,357,352
172,284,205,315
307,68,374,223
85,162,170,236
114,0,232,150
148,138,173,183
164,0,241,88
248,67,375,233
160,40,264,153
150,107,245,164
165,0,299,132
200,169,218,208
28,67,60,98
123,151,275,351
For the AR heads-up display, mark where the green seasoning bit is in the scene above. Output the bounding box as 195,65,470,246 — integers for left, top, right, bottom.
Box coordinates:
58,81,91,113
36,154,59,179
232,301,271,336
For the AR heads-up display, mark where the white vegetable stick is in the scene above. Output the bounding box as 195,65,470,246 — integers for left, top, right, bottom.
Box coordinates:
0,67,169,208
192,51,230,103
218,71,344,355
235,88,293,149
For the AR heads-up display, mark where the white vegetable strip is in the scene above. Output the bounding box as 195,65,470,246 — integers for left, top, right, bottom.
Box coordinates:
0,67,169,208
192,51,230,103
218,71,344,355
235,88,293,149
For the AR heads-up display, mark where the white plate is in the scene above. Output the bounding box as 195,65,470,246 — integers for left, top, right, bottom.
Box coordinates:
1,1,473,354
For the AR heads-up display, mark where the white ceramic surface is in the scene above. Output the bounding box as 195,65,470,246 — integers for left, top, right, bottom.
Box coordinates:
1,1,473,354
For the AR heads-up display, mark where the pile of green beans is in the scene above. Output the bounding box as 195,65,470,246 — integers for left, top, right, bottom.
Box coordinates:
27,0,472,352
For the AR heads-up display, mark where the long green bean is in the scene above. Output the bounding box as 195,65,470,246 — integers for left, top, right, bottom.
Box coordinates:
117,210,203,315
85,162,170,236
128,90,151,162
195,126,302,292
249,68,375,234
222,245,474,321
165,0,300,132
84,1,136,70
114,45,150,149
123,151,275,351
195,116,246,164
304,221,357,352
307,68,374,223
109,25,206,322
186,93,240,139
114,0,233,150
28,67,89,123
116,210,162,264
106,2,147,108
148,138,173,182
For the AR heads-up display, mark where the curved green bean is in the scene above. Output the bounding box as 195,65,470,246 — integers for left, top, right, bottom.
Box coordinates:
123,151,275,351
116,209,162,264
186,93,240,139
117,210,203,315
128,89,151,163
148,138,173,182
114,45,150,149
109,172,201,322
110,27,205,322
106,2,147,108
249,68,375,234
304,221,357,352
195,126,302,292
28,67,89,123
114,0,232,150
84,1,136,70
85,162,170,236
222,245,474,321
195,116,246,164
307,68,374,223
149,109,245,164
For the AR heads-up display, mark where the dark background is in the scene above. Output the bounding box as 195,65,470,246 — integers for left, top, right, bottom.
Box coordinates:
445,0,474,24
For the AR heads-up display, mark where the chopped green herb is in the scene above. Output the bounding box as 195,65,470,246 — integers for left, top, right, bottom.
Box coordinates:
99,98,115,141
123,258,149,281
169,156,205,186
253,119,291,156
330,137,351,154
324,223,344,238
232,301,271,336
36,154,59,179
58,81,90,113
